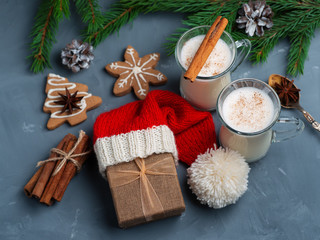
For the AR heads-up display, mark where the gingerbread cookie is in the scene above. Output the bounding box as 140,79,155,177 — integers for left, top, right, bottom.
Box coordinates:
43,73,102,130
105,45,167,100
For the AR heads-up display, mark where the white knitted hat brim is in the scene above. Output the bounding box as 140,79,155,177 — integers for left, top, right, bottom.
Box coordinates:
94,125,178,175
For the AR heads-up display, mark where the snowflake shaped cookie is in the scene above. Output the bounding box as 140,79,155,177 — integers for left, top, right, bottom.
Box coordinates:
105,45,167,100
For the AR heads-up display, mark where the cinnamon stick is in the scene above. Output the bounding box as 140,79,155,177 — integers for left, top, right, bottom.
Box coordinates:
24,166,44,197
40,137,77,206
184,16,228,82
29,134,76,199
24,131,91,205
52,135,90,202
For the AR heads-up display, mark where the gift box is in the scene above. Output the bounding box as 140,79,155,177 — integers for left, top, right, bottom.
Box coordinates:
93,90,216,228
106,153,185,228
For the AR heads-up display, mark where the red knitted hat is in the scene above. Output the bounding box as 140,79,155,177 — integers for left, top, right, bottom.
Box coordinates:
93,90,216,174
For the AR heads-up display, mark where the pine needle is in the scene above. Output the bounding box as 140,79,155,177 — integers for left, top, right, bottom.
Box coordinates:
28,0,70,73
129,0,320,76
83,3,140,47
28,0,320,76
74,0,104,33
287,20,318,76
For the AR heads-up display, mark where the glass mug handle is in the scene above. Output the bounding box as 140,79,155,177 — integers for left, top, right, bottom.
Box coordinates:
231,39,252,72
272,117,305,143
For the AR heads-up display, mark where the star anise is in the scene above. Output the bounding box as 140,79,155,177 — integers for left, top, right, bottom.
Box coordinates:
273,77,300,106
54,88,83,113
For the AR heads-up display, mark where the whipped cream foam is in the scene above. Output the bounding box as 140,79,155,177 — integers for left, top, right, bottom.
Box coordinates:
222,87,274,133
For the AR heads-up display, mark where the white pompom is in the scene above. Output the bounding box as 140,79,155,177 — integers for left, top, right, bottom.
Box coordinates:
187,145,250,209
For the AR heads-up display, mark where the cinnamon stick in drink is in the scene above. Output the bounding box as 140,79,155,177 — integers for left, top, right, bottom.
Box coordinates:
184,16,228,82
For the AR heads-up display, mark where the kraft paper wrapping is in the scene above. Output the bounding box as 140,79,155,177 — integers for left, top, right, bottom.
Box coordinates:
106,153,185,228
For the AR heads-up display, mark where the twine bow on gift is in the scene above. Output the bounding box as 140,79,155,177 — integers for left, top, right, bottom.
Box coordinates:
107,157,177,221
37,130,91,176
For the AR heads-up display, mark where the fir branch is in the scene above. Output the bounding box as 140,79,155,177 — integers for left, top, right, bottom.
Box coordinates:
74,0,104,33
268,0,320,11
83,4,140,47
121,0,320,13
249,7,320,72
138,0,320,76
236,0,320,72
28,0,70,73
28,0,320,75
120,0,211,13
165,1,242,55
287,20,318,76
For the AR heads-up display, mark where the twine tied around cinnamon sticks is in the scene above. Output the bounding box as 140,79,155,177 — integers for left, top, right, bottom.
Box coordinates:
36,130,91,176
24,130,91,205
107,157,177,221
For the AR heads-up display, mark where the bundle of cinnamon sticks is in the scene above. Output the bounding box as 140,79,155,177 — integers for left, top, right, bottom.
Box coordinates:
184,16,228,82
24,131,91,206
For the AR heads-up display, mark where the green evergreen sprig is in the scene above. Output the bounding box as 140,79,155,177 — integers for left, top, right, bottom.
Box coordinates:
287,20,319,76
74,0,104,33
28,0,70,73
121,0,208,13
248,5,320,75
28,0,320,76
83,3,140,47
121,0,320,76
163,1,243,55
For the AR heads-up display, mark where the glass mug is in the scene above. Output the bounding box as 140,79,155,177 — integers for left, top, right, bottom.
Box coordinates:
217,78,305,162
175,25,251,111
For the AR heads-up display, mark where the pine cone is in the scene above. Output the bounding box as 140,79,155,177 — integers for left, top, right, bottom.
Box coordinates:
236,1,273,37
61,40,94,73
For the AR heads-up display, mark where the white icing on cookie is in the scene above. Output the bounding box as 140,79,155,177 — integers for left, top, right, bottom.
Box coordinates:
109,49,165,97
45,74,92,119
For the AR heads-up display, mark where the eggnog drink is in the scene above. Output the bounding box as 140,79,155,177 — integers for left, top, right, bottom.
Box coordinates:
219,87,275,162
181,35,232,77
222,87,274,132
179,35,232,110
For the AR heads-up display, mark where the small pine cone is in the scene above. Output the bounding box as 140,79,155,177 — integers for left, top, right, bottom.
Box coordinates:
236,1,273,37
61,40,94,73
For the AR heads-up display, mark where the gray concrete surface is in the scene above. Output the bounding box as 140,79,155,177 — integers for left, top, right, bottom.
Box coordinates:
1,1,320,239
